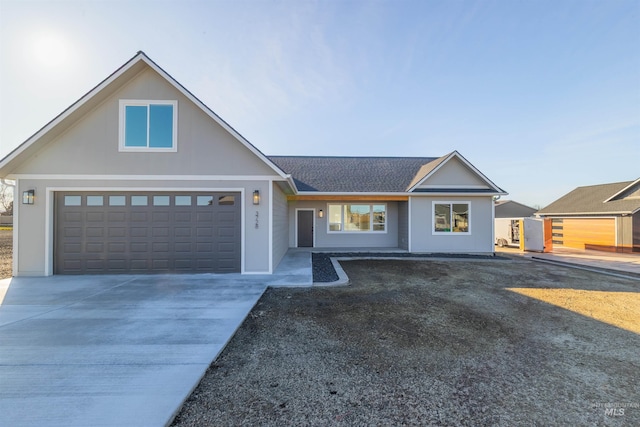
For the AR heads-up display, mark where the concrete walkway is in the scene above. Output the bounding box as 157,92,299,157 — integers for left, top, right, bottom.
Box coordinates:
0,251,313,427
497,247,640,277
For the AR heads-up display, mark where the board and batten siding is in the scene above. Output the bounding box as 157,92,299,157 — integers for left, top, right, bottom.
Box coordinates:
409,196,494,253
271,183,289,271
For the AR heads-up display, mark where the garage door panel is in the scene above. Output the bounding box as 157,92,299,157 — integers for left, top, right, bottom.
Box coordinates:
131,242,148,252
108,228,126,238
85,227,104,238
175,212,192,222
86,212,104,222
55,192,240,274
86,243,104,252
131,212,148,222
64,212,82,222
130,227,148,237
108,212,126,222
64,243,82,253
553,218,615,250
108,242,126,253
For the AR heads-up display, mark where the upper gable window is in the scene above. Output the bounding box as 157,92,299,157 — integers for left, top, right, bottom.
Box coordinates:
119,100,177,152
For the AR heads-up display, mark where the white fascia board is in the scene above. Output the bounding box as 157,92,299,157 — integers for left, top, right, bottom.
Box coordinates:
603,177,640,203
0,52,289,181
407,151,506,194
9,174,283,181
0,54,146,171
137,55,288,179
537,212,632,217
294,191,505,197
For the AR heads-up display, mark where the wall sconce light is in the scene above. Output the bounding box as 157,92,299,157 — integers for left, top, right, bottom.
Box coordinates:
22,189,35,205
253,190,260,205
318,209,324,218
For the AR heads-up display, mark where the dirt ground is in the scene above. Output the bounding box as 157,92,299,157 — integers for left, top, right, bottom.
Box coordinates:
172,258,640,426
0,230,12,279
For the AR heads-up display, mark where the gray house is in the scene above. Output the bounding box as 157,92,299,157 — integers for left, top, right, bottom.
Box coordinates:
0,52,506,276
537,179,640,253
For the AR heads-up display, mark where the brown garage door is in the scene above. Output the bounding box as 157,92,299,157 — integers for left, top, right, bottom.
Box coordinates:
55,192,241,274
551,218,615,250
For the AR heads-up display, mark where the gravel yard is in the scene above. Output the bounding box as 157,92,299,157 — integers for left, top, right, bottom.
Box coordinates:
172,258,640,426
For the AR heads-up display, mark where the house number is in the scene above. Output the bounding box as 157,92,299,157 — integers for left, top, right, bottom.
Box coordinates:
255,211,259,229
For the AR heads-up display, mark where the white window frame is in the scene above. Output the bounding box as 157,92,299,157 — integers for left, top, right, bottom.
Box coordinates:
119,100,178,152
327,203,387,234
432,201,471,235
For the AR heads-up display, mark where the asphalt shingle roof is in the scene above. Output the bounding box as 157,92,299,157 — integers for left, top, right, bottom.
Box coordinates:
267,156,439,192
537,180,640,215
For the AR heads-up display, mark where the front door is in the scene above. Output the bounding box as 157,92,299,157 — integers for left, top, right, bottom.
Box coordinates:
297,210,314,247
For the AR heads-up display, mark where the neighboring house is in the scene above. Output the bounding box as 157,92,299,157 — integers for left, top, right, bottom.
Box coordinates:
537,179,640,253
494,200,537,219
0,52,506,277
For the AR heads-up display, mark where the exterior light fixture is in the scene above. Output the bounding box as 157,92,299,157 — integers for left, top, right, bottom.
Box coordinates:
22,189,35,205
318,209,324,218
253,190,260,205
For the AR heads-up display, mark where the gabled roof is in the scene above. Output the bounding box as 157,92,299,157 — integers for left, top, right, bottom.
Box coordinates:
268,156,437,192
269,154,506,194
494,200,537,218
537,179,640,216
406,150,506,194
0,51,288,179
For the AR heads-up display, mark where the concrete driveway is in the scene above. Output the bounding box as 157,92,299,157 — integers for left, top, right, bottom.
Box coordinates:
0,274,268,427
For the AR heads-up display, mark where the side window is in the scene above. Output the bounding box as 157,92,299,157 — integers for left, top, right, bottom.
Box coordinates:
433,202,470,234
119,100,177,151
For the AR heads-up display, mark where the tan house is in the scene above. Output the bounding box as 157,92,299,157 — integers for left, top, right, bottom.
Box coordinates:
0,52,506,276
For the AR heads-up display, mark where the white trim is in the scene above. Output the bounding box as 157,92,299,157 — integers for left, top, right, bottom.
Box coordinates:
9,174,285,181
44,186,246,276
538,211,635,216
407,151,506,194
268,179,273,274
603,178,640,203
491,197,495,253
432,201,472,235
0,52,289,180
407,197,412,252
12,179,19,276
294,208,315,248
326,203,388,234
118,100,178,152
419,184,490,189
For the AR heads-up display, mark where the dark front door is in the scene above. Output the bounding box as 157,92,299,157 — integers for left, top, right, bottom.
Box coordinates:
297,210,314,247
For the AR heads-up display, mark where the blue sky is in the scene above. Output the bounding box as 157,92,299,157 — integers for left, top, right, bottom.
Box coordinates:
1,0,638,207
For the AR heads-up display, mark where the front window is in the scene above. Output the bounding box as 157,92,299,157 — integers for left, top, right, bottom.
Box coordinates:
119,100,177,151
433,202,470,234
328,204,386,233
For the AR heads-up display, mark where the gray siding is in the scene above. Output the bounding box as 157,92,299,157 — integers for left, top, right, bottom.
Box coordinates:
633,211,640,251
398,201,409,250
13,69,277,177
14,177,273,276
409,196,494,253
271,183,289,270
288,201,399,248
415,156,489,189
